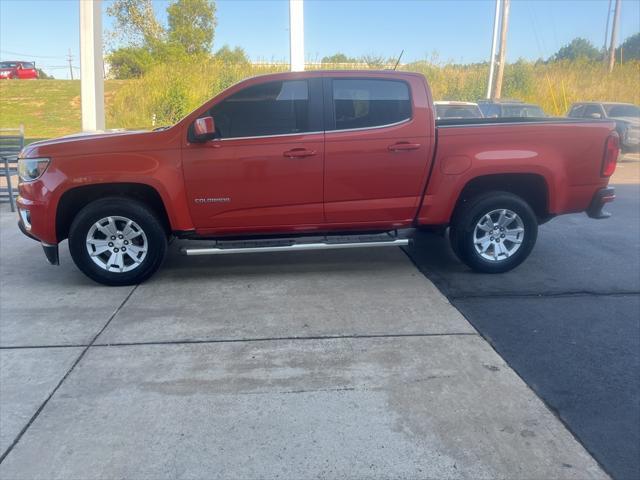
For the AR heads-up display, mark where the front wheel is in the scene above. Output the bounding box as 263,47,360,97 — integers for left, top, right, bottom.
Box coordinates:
68,198,168,286
449,192,538,273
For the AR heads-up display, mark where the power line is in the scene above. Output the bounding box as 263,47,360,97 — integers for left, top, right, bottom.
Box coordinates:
0,50,66,59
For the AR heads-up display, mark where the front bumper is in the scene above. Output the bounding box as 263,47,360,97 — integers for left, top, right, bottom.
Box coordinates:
586,187,615,219
17,209,60,265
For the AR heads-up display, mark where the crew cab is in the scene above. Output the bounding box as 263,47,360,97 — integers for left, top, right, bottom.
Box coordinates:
0,61,38,80
16,71,619,285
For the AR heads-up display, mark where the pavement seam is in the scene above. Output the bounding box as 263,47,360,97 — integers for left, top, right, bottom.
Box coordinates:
92,331,478,348
450,290,640,300
0,332,478,351
0,284,139,465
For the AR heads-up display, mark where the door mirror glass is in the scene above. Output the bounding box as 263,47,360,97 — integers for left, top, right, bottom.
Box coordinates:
193,116,216,141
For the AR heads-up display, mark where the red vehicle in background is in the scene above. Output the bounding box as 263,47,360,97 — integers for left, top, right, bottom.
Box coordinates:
0,61,39,79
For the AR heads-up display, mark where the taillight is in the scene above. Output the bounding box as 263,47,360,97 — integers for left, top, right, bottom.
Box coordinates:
601,131,620,177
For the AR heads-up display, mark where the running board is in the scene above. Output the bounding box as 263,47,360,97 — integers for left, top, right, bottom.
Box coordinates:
182,238,409,256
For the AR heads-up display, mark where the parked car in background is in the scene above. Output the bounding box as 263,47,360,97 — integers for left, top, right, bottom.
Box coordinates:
0,61,38,79
568,102,639,153
434,101,483,120
478,99,546,118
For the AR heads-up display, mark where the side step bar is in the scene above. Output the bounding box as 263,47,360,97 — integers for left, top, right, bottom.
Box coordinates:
182,238,409,256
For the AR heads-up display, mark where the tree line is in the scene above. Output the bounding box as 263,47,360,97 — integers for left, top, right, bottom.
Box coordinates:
106,0,639,80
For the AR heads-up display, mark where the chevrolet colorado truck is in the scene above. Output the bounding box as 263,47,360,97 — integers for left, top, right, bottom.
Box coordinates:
16,71,619,285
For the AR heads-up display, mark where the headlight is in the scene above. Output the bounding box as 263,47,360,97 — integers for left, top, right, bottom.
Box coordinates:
18,158,50,182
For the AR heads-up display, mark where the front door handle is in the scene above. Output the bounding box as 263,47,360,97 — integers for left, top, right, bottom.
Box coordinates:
388,142,421,152
283,148,317,158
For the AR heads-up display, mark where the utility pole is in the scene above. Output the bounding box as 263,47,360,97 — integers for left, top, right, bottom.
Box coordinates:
67,49,74,80
603,0,612,52
493,0,510,99
607,0,621,73
486,0,502,99
289,0,304,72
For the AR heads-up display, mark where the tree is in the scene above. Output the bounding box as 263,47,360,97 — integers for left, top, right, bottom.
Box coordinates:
214,45,249,64
106,0,217,78
321,53,356,63
107,46,155,79
616,32,640,61
167,0,217,55
106,0,164,47
549,38,601,62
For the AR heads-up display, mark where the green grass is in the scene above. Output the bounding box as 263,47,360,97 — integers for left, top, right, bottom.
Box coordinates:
1,59,639,141
0,80,128,142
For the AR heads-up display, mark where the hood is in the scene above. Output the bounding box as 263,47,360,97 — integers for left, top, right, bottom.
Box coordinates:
21,128,181,159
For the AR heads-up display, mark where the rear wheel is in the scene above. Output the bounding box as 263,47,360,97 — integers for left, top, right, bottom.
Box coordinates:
68,198,167,285
449,191,538,273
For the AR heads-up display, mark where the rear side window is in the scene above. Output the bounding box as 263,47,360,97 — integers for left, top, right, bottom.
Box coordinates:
210,80,310,138
330,79,411,130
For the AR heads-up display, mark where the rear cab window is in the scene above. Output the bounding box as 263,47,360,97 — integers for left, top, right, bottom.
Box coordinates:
328,79,411,131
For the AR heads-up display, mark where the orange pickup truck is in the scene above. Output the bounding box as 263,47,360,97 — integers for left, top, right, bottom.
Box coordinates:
17,71,619,285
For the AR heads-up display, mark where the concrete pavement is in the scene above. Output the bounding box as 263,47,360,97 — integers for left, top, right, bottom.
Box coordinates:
0,204,608,479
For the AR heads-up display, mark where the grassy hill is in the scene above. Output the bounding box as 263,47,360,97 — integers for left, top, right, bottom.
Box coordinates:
2,60,639,143
0,80,128,143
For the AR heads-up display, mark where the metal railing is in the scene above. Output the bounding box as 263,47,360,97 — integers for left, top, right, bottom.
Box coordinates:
0,125,24,212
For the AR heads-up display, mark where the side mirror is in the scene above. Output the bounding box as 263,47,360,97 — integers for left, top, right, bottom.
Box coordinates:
193,116,216,141
589,112,602,119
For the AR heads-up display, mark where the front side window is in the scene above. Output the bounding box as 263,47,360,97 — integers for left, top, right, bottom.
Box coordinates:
331,79,411,130
210,80,310,138
569,105,585,117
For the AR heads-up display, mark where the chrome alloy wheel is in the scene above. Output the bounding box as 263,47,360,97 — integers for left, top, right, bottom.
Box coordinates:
85,216,148,272
473,208,525,262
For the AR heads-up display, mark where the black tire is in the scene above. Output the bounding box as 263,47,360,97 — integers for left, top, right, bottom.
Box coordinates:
449,191,538,273
68,197,168,286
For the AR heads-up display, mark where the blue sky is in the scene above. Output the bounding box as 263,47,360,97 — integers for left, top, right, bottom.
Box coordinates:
1,0,639,78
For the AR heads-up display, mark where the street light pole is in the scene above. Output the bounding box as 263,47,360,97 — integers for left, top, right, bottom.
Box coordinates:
289,0,305,72
486,0,502,99
79,0,105,131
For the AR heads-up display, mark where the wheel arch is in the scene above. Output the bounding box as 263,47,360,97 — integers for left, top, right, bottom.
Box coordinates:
56,183,172,242
452,173,550,223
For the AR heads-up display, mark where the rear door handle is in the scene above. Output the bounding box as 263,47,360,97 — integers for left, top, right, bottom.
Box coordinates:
388,142,421,152
283,148,317,158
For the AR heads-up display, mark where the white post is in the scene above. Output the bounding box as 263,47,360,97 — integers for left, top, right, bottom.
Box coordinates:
289,0,304,72
80,0,105,131
486,0,501,99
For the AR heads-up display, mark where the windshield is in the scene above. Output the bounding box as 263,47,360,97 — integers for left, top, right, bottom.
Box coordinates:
435,105,482,119
502,105,545,117
20,62,35,69
0,62,18,69
604,104,640,117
